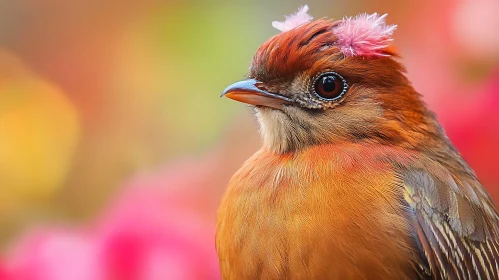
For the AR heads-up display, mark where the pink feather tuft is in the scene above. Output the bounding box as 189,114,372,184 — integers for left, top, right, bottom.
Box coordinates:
272,5,313,32
334,13,397,57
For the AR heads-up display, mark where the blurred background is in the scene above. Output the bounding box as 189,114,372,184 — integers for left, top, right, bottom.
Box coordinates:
0,0,497,278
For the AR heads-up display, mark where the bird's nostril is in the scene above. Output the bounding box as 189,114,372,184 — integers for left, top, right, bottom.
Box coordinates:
255,82,269,92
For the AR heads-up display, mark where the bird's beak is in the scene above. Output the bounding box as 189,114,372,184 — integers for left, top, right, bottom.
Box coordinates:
221,79,292,109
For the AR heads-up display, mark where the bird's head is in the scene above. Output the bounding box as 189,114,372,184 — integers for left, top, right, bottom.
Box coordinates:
222,6,440,154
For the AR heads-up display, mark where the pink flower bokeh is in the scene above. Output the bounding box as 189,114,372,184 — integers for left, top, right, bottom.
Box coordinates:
2,164,223,280
439,69,499,199
3,229,101,280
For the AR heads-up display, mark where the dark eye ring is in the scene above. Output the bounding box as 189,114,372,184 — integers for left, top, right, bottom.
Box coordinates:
312,72,348,101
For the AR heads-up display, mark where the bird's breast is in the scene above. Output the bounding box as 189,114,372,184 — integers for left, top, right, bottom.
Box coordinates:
216,144,420,279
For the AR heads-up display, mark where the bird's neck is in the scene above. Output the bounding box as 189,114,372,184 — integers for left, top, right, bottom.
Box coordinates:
254,100,451,155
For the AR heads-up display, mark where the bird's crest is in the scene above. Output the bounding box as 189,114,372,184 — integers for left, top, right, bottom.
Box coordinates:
271,6,396,58
334,13,397,57
272,5,313,32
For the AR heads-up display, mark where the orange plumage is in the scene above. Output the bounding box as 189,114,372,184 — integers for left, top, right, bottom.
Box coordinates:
217,8,499,280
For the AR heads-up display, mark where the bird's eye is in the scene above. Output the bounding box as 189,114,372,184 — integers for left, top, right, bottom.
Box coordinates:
313,72,348,101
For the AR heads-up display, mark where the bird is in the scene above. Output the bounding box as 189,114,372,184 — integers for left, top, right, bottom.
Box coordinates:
216,5,499,280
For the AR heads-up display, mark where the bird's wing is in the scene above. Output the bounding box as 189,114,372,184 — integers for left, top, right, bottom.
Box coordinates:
401,164,499,280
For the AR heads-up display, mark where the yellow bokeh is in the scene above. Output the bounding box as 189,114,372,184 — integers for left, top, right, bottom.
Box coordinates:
0,50,79,224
